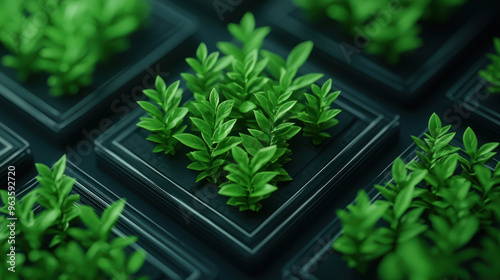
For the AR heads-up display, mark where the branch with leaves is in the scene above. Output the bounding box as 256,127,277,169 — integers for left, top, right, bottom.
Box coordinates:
297,79,341,145
333,113,500,280
181,43,232,102
219,146,279,211
174,89,242,183
479,37,500,94
0,155,148,280
137,77,188,156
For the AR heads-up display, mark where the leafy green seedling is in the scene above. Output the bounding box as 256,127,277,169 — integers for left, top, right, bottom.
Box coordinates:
333,113,500,280
181,43,232,102
252,84,301,167
297,79,341,145
175,89,242,183
219,145,279,211
0,155,148,280
479,37,500,93
137,77,188,155
0,0,150,96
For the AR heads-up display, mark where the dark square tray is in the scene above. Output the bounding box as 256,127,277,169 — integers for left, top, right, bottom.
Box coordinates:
447,51,500,134
0,122,31,187
17,162,218,280
0,0,197,143
94,74,399,268
281,136,494,280
267,0,500,103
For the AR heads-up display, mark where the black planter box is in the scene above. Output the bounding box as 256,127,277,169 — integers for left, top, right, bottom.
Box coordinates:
0,122,31,187
267,0,500,103
281,136,495,280
0,1,197,143
94,75,399,269
17,162,218,280
447,50,500,135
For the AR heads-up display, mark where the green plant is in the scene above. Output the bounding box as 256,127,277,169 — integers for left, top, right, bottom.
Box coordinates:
479,37,500,94
219,145,279,211
138,13,342,211
174,89,242,183
297,79,341,145
0,155,148,279
0,0,150,96
333,113,500,280
293,0,467,64
137,77,188,156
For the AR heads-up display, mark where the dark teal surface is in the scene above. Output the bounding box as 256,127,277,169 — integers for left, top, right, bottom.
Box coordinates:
0,0,499,279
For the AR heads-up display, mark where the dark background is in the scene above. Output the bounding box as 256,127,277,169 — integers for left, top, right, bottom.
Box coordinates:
1,0,499,279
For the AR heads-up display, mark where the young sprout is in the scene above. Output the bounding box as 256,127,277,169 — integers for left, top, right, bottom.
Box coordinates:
137,77,188,156
219,146,279,212
174,89,242,183
297,79,341,145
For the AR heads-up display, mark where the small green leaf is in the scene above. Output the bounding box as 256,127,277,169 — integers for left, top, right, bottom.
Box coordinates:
231,146,249,166
286,41,313,71
217,100,235,123
196,42,208,62
219,183,247,197
239,100,256,113
463,127,478,155
254,110,272,133
428,113,442,137
393,182,415,220
213,119,237,143
175,133,207,151
52,155,67,182
275,100,296,121
101,199,126,237
137,101,162,118
250,145,277,173
289,73,324,91
249,183,278,197
137,118,164,131
155,76,167,93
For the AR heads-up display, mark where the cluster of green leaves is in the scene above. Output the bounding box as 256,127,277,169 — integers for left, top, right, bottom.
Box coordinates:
479,37,500,94
333,113,500,280
137,13,342,211
219,146,279,211
137,77,188,156
293,0,467,64
0,155,148,279
174,89,242,183
297,79,341,145
0,0,150,96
